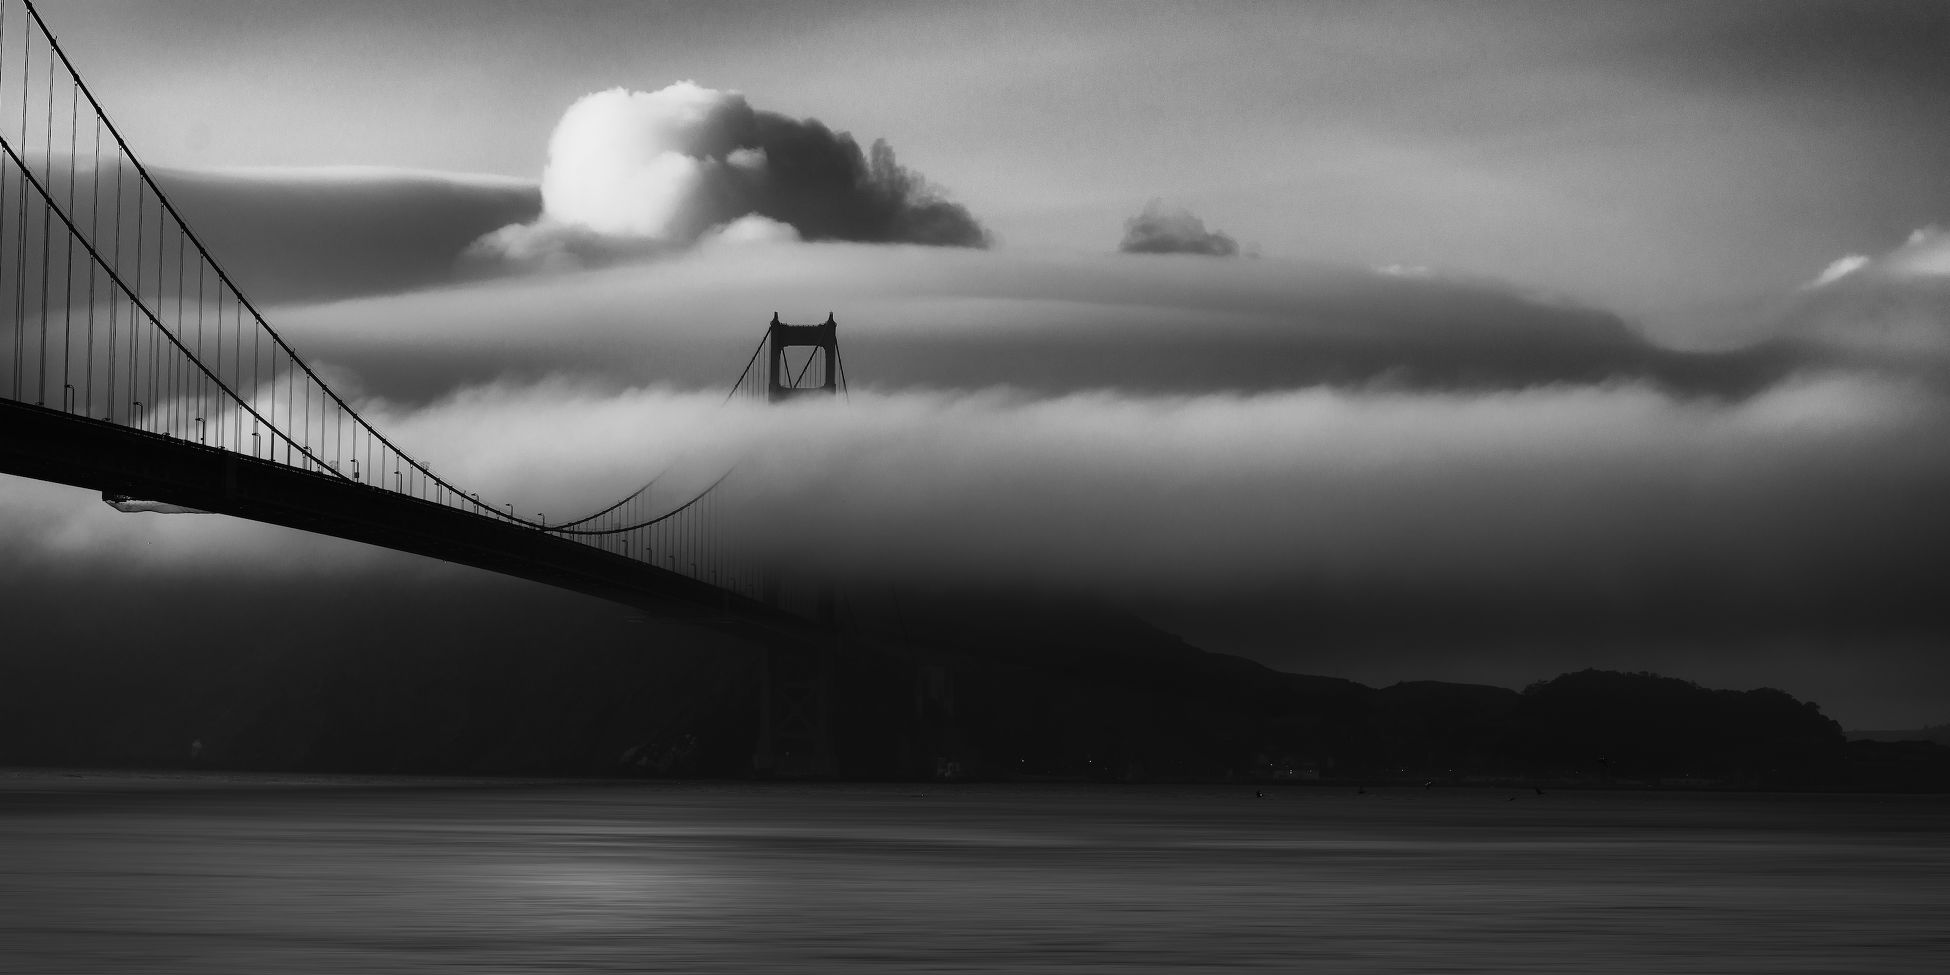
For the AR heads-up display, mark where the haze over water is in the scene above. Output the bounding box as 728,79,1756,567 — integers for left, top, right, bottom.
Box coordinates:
3,774,1945,973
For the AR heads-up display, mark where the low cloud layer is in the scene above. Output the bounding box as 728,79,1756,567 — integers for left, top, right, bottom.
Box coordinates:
270,243,1797,405
1119,200,1239,257
10,375,1947,619
470,83,988,269
7,371,1949,724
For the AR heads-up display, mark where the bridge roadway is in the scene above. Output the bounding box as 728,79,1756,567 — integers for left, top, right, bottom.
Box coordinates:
0,398,816,642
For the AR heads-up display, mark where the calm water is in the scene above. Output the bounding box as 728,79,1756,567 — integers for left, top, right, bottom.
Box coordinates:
2,772,1946,973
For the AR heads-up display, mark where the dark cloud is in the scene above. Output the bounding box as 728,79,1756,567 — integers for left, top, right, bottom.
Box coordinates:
156,168,540,304
0,163,540,306
1118,200,1238,257
749,120,990,248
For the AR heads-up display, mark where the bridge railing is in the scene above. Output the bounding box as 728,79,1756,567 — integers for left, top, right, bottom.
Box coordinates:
0,0,770,607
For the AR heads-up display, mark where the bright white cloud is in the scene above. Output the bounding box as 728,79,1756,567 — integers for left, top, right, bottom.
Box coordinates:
540,83,748,239
702,214,800,247
1808,254,1870,289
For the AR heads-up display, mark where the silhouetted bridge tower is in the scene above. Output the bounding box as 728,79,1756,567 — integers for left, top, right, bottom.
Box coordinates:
765,312,840,403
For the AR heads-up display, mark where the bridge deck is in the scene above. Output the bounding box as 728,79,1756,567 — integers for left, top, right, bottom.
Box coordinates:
0,398,811,639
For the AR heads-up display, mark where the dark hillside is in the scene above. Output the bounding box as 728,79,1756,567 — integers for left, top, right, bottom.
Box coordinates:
2,591,1935,788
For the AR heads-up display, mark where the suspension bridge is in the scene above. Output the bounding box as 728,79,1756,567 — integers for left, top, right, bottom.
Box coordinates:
0,2,848,648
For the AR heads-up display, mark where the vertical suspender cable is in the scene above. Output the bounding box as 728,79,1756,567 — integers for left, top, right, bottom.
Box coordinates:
9,0,23,398
86,110,97,415
194,258,203,436
134,169,144,424
109,121,120,420
173,225,182,436
37,43,51,403
61,82,72,409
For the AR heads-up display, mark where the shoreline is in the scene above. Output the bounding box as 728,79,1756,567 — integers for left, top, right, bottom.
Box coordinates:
6,765,1947,796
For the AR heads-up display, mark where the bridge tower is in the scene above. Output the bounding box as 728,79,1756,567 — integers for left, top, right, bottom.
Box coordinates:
752,313,841,778
765,312,839,402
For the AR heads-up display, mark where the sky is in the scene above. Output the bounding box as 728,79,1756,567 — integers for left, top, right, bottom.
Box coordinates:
5,0,1950,727
47,0,1950,332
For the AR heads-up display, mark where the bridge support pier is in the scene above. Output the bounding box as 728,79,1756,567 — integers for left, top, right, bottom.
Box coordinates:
752,639,837,778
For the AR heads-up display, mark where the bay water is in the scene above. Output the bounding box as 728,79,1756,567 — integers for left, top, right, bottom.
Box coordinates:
3,773,1945,973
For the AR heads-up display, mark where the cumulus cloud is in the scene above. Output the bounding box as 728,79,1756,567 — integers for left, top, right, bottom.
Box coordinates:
469,83,987,269
1118,200,1240,256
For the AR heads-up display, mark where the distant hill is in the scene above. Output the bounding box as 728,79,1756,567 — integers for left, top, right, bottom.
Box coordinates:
1848,725,1950,747
2,590,1943,789
1507,669,1844,784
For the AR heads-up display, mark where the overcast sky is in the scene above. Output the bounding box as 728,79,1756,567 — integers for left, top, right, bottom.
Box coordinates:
6,0,1950,727
45,0,1950,327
